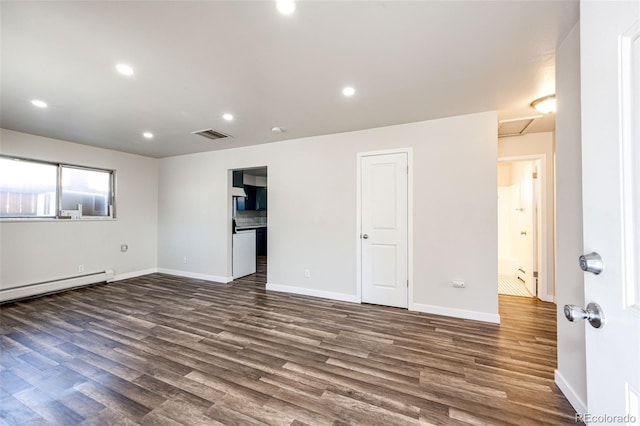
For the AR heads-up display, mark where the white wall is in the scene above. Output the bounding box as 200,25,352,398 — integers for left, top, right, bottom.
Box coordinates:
0,129,159,291
498,132,555,300
554,22,587,413
158,112,499,322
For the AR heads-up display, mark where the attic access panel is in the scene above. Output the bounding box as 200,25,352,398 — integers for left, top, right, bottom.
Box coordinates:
498,116,541,138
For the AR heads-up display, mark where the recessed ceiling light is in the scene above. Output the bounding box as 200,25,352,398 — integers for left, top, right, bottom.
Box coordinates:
271,126,285,134
342,86,356,97
276,0,296,15
531,94,556,114
143,132,153,139
116,63,134,76
31,99,48,108
222,113,234,121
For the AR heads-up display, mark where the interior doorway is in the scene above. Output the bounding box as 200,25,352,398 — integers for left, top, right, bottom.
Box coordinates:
230,166,267,284
497,159,541,298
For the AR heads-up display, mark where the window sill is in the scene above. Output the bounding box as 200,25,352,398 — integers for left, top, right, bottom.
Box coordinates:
0,217,117,223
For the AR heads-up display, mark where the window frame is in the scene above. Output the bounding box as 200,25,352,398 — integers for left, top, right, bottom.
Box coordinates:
0,155,116,221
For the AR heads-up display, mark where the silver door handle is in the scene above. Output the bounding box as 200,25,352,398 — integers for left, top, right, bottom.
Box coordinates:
362,234,369,239
564,303,605,329
579,252,603,275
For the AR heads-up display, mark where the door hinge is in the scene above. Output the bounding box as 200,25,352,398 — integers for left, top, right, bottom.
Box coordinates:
532,172,538,179
533,271,538,278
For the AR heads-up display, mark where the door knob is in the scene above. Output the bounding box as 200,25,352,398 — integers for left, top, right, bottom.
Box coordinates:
362,234,369,239
563,302,605,329
579,252,603,275
520,231,527,236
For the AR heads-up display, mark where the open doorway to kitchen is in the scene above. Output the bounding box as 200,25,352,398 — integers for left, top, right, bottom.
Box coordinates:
230,166,267,286
497,159,541,298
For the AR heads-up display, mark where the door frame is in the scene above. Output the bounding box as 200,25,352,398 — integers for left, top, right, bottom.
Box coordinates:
356,148,413,307
497,154,551,301
227,166,268,282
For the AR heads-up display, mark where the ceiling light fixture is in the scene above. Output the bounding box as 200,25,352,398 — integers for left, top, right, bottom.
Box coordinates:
531,94,556,114
116,63,134,76
143,132,153,139
222,113,234,121
31,99,48,108
271,126,285,134
342,86,356,97
276,0,296,15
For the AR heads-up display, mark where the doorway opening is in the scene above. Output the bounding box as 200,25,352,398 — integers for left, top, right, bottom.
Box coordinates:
230,166,267,285
497,159,541,298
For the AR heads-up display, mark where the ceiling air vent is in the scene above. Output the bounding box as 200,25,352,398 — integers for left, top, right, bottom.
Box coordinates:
498,116,541,138
192,128,232,140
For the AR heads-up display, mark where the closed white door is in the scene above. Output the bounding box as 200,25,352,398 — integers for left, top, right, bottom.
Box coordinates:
360,152,408,308
579,2,640,420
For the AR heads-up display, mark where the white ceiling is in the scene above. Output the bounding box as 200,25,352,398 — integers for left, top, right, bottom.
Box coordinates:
0,1,578,158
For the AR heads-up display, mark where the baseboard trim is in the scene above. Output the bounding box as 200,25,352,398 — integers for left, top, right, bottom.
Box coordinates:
111,268,158,282
266,283,360,304
555,369,587,415
157,268,231,284
411,302,501,324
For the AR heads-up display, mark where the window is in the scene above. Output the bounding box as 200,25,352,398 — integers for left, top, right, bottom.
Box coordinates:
61,166,112,217
0,156,115,219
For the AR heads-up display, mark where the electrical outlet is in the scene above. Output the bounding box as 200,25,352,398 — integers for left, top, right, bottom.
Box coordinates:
453,280,465,288
183,257,188,264
78,265,85,273
121,244,128,252
304,269,311,278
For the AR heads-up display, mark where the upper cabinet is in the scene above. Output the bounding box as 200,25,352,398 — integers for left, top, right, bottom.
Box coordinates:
232,170,244,188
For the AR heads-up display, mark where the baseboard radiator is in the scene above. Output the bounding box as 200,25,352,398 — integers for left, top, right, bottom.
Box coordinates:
0,269,114,303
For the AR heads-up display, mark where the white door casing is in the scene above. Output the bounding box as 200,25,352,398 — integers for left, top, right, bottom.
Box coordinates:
580,2,640,422
359,151,408,308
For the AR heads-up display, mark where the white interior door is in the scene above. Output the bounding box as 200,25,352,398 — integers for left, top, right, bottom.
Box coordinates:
360,152,408,308
580,2,640,421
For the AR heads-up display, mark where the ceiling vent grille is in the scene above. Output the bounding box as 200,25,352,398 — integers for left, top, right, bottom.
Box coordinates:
498,116,541,138
192,128,232,140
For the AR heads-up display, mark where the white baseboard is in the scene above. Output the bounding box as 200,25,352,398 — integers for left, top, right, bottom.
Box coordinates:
411,302,501,324
555,369,587,415
266,283,360,303
539,294,554,303
0,271,109,303
111,268,158,282
157,268,231,284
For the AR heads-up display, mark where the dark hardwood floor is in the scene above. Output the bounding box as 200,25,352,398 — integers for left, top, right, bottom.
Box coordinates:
1,258,577,425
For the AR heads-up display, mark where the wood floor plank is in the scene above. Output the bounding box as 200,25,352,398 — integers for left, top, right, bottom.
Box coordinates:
0,258,579,425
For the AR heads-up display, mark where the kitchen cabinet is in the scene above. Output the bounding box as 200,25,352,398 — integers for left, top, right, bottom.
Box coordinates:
232,170,244,188
232,230,256,278
256,228,267,256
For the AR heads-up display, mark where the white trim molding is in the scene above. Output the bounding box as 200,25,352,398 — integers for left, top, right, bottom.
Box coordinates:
157,268,232,283
412,302,501,324
266,282,360,304
555,369,588,415
111,268,158,282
